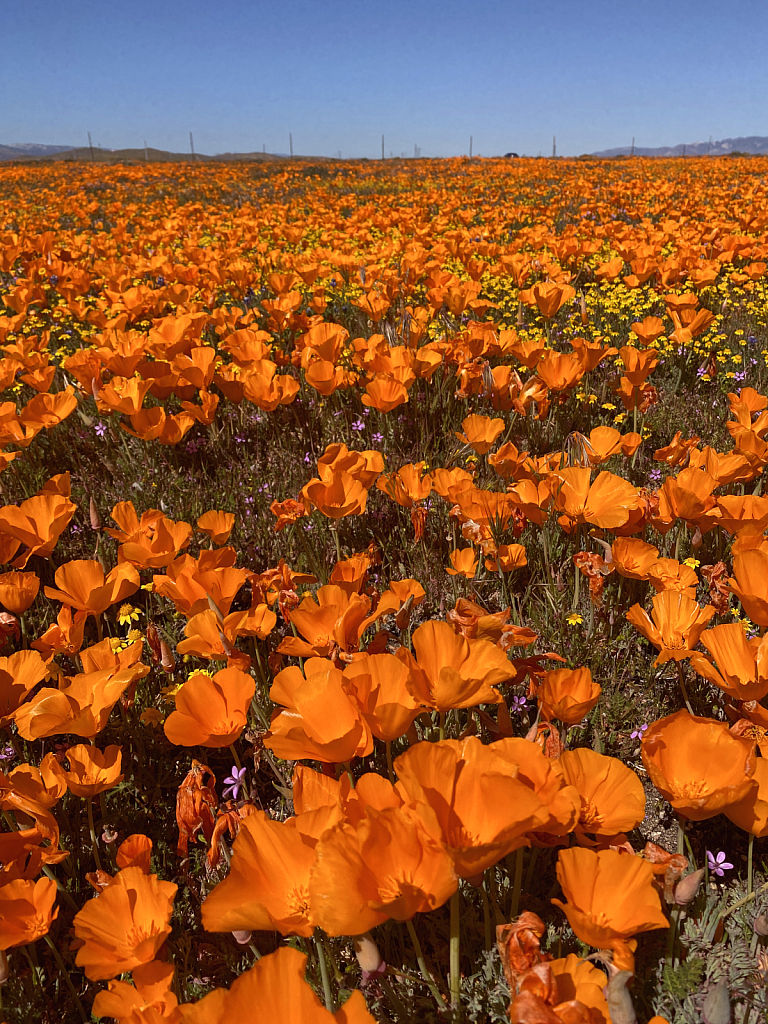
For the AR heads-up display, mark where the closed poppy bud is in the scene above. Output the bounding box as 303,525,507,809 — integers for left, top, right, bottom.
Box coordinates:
753,914,768,937
89,496,102,531
701,979,730,1024
232,929,252,944
160,640,175,674
538,667,601,725
674,867,706,905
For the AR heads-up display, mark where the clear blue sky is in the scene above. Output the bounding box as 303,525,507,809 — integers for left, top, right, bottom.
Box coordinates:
3,0,767,157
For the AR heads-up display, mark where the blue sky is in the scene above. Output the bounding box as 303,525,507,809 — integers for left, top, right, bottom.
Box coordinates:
3,0,767,157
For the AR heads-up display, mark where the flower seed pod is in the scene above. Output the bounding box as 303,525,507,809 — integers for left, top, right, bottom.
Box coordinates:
89,496,102,531
159,640,176,675
702,980,731,1024
674,867,706,905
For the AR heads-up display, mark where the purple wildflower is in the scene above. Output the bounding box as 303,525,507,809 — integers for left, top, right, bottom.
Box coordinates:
509,695,527,714
94,422,107,437
630,724,648,740
223,765,247,801
707,850,734,877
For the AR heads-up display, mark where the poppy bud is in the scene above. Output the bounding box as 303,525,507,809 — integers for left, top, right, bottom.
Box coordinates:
231,930,252,944
89,496,102,531
353,933,386,982
159,641,176,675
701,979,730,1024
605,969,637,1024
691,526,703,549
674,867,706,905
754,914,768,937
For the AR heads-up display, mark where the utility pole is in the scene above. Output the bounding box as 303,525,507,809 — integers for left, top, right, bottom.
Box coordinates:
708,135,712,155
381,135,385,160
630,137,635,157
189,131,196,160
88,131,94,162
552,136,556,158
144,140,149,162
469,135,473,158
263,144,265,154
289,133,293,158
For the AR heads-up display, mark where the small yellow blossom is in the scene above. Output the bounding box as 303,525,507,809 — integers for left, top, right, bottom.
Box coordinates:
682,557,700,569
566,613,583,627
140,708,163,728
117,604,140,626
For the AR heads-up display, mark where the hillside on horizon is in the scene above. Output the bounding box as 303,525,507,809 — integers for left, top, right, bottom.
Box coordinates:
591,135,768,157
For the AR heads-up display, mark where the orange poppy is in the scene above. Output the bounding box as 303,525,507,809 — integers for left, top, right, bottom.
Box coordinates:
180,946,375,1023
641,710,757,820
394,737,551,877
276,584,371,661
60,744,123,797
538,667,601,725
456,414,505,454
690,623,768,702
197,510,235,545
730,549,768,625
91,960,181,1024
44,559,139,619
626,592,714,665
647,558,699,597
552,848,668,971
0,570,39,614
0,490,76,567
73,866,177,980
202,808,335,936
8,753,67,809
724,757,768,838
164,666,255,747
303,472,368,518
266,657,373,763
397,619,514,711
342,652,422,742
530,281,576,319
556,749,645,836
553,469,639,530
485,543,527,573
610,537,659,580
0,877,58,950
106,501,192,568
446,547,478,578
0,649,48,726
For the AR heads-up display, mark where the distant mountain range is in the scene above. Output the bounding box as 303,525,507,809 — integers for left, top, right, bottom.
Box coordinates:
592,136,768,157
0,143,78,160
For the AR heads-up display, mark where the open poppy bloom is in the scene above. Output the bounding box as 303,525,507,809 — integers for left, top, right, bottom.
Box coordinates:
0,876,58,950
180,946,374,1023
394,737,551,877
0,490,76,567
0,570,39,614
44,559,139,620
342,652,422,741
553,468,639,530
60,744,123,797
447,547,479,578
538,667,601,725
197,509,235,545
456,414,505,454
641,709,757,820
275,584,371,661
396,619,514,711
92,960,181,1024
73,866,177,980
0,649,48,726
690,623,768,701
555,748,645,836
266,658,374,763
730,549,768,625
626,591,714,665
164,666,255,747
552,848,668,972
203,800,348,936
107,501,192,568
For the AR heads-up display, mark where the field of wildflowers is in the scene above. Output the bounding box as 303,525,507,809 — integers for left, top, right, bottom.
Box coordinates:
1,154,768,1022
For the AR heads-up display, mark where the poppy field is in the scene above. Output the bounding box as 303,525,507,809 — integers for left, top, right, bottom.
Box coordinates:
2,154,768,1022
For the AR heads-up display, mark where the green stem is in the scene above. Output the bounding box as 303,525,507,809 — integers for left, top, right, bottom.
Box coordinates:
405,917,448,1010
41,865,79,914
510,847,524,920
385,740,395,784
450,888,461,1011
481,874,492,951
748,833,754,897
314,932,334,1012
87,797,102,872
676,662,694,716
438,711,446,742
43,933,87,1023
229,744,242,772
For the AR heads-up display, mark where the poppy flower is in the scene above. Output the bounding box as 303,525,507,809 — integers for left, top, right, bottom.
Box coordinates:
538,667,601,725
626,592,714,665
91,960,181,1024
531,281,576,319
116,834,153,872
647,558,698,597
197,510,235,545
0,877,58,950
690,623,768,702
308,803,458,934
8,753,67,809
446,547,478,578
456,414,505,454
0,570,39,614
485,543,527,573
179,946,374,1023
164,666,255,747
275,584,371,661
376,462,432,507
641,709,757,820
266,657,373,763
342,652,422,741
556,749,645,836
553,469,639,530
397,619,514,711
394,737,551,877
536,351,585,392
730,549,768,625
303,472,368,519
0,649,48,725
202,808,338,937
73,866,177,980
61,744,123,797
552,848,668,970
44,559,139,620
609,537,660,580
0,490,76,567
106,501,192,568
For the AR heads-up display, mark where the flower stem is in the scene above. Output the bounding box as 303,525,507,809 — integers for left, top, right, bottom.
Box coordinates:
676,662,694,716
87,797,102,872
385,739,395,783
314,931,333,1012
509,847,524,920
229,744,242,772
43,933,87,1023
405,917,447,1010
748,833,754,897
450,888,461,1011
